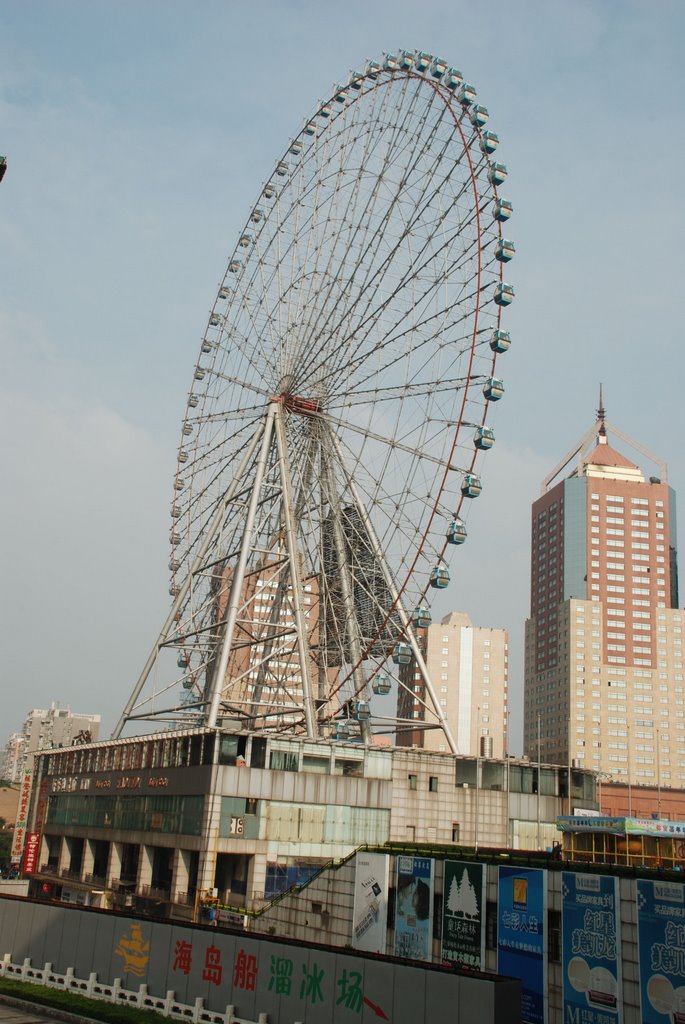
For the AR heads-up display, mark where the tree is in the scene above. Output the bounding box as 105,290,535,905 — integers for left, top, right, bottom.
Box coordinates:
447,874,461,915
460,869,479,920
0,819,13,873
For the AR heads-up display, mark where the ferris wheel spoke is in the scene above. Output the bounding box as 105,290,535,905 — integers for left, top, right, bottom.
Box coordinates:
306,117,478,375
287,77,433,373
325,424,458,749
245,93,421,387
331,194,488,362
268,82,440,383
302,176,485,396
330,430,444,573
333,244,495,401
317,409,460,473
299,101,460,381
327,374,474,406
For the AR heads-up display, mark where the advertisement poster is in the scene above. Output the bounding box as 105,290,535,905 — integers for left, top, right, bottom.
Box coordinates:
441,860,486,969
351,852,389,954
636,879,685,1024
393,856,433,961
562,872,622,1023
497,866,546,1024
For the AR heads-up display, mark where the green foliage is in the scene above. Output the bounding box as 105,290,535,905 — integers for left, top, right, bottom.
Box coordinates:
0,978,168,1024
0,828,12,872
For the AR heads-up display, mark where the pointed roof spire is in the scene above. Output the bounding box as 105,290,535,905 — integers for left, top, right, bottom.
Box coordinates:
597,384,607,439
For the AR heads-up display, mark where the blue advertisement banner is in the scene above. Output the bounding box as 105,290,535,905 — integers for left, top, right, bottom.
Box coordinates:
393,856,433,961
562,872,621,1024
497,866,546,1024
636,879,685,1024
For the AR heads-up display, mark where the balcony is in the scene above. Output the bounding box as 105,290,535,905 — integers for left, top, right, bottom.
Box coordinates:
173,890,197,907
139,883,171,901
61,869,83,881
83,872,106,886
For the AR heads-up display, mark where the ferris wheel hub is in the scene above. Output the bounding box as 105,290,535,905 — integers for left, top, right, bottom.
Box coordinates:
272,394,323,417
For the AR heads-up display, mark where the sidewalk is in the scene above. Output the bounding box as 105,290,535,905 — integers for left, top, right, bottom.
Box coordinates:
0,995,101,1024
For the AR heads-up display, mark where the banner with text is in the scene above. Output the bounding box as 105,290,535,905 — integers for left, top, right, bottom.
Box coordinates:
441,860,485,969
352,852,389,954
497,866,546,1024
562,872,622,1024
393,856,433,961
636,878,685,1024
10,769,32,864
22,831,40,874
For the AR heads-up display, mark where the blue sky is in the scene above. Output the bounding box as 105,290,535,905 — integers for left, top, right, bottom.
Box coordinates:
1,0,684,751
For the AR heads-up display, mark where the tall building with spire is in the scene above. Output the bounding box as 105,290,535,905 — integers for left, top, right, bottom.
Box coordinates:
524,394,683,787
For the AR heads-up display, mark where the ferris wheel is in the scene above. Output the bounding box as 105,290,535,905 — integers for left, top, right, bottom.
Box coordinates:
114,50,514,750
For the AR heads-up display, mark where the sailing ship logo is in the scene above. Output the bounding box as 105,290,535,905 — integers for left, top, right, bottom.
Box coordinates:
114,923,150,977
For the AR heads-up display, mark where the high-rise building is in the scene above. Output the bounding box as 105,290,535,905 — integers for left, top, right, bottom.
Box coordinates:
524,400,682,787
397,611,508,755
8,705,101,777
1,733,26,784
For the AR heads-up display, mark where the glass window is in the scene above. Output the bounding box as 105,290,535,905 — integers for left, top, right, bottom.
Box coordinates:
455,759,477,787
269,749,299,772
482,761,504,790
302,755,330,774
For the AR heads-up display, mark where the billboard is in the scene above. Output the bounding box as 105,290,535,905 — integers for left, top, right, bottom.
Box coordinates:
562,872,621,1023
557,816,685,838
441,860,486,969
636,879,685,1024
351,852,389,954
497,866,546,1024
393,856,433,961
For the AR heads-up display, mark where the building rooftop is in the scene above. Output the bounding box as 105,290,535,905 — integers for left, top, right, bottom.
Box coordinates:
583,439,641,472
578,435,645,483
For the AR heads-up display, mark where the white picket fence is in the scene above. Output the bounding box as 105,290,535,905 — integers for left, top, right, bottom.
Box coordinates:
0,953,270,1024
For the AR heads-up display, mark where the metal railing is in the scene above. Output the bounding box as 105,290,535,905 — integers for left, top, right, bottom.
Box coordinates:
139,883,171,900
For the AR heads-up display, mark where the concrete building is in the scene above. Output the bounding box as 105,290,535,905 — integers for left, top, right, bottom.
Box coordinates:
597,780,685,820
23,728,597,915
524,402,682,787
397,611,508,756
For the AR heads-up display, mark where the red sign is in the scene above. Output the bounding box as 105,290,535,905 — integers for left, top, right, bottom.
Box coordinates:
23,831,40,874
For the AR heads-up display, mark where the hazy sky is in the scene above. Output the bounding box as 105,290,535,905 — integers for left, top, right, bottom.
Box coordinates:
2,0,684,752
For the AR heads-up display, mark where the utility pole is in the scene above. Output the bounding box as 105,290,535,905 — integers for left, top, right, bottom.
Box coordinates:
656,728,662,818
536,712,541,851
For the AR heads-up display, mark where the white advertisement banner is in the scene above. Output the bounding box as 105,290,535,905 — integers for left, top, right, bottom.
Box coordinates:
351,852,389,954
